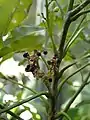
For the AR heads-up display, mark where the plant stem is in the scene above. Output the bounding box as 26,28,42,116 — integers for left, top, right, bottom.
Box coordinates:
41,54,50,70
2,76,49,106
71,9,90,21
58,0,90,60
59,72,90,120
0,104,23,120
7,78,37,94
64,72,90,112
45,0,57,55
68,0,74,11
58,62,90,95
58,0,74,59
70,0,90,16
45,1,60,118
48,70,59,120
55,0,64,20
64,15,86,55
58,12,71,59
0,91,48,114
55,111,71,120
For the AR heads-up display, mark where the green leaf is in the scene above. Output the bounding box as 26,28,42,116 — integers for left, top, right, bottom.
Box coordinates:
0,52,13,64
67,108,79,120
64,16,86,56
0,46,12,57
10,34,44,52
65,27,84,53
11,25,44,38
76,100,90,108
0,0,32,34
0,34,44,58
8,0,32,31
0,0,17,34
0,38,3,49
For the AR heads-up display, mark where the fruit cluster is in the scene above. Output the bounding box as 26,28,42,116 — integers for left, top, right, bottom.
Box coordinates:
23,50,40,77
23,50,58,82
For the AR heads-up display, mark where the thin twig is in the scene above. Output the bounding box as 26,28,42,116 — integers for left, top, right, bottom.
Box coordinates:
71,9,90,21
58,0,75,59
58,62,90,94
5,77,37,94
58,12,71,59
41,54,50,70
4,77,49,106
68,0,74,11
58,0,90,60
55,111,71,120
58,53,90,79
54,0,64,20
0,104,23,120
0,91,48,114
59,72,90,120
45,0,57,55
64,15,86,55
64,72,90,112
70,0,90,16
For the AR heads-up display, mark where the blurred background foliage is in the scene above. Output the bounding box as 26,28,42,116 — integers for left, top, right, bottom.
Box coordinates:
0,0,90,120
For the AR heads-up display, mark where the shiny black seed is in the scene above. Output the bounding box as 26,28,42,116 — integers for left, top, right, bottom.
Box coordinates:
23,52,29,58
43,50,48,55
49,78,52,82
37,51,41,56
25,65,30,72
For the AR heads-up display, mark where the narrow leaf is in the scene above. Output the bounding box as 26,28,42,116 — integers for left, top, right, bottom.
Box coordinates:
65,27,84,52
76,100,90,108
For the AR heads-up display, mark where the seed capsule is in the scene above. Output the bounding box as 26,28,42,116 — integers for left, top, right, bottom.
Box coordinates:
23,52,29,58
37,51,41,56
43,50,48,55
48,78,52,82
25,65,30,72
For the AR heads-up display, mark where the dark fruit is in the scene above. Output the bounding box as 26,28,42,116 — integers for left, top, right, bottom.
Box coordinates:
37,51,41,56
43,50,48,55
25,65,30,72
49,78,52,82
23,52,29,58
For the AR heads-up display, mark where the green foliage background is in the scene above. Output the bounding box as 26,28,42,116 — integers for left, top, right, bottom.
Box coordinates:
0,0,90,120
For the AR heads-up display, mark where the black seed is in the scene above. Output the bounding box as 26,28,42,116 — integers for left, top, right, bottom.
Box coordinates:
37,51,41,56
23,52,29,58
25,65,30,72
49,78,52,82
43,50,48,55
